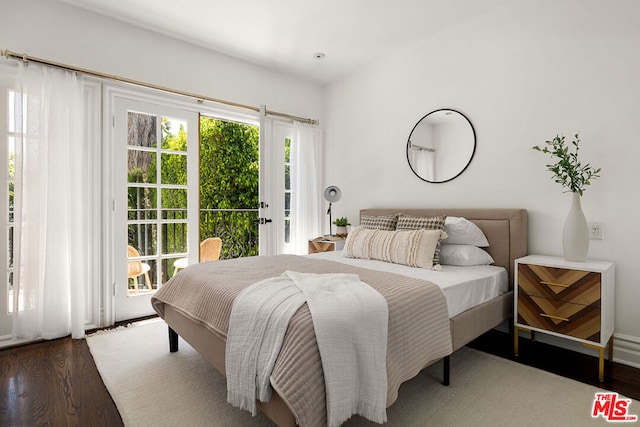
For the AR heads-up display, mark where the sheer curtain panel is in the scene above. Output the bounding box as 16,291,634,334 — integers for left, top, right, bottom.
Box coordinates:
290,122,322,254
11,63,87,340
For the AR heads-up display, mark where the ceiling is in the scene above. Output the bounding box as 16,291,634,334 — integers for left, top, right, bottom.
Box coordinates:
56,0,512,84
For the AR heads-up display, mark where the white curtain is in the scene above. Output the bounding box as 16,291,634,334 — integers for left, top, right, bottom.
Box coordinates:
290,122,322,254
410,148,436,181
11,63,87,340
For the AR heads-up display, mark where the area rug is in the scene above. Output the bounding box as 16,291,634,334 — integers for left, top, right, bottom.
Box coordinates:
86,319,636,426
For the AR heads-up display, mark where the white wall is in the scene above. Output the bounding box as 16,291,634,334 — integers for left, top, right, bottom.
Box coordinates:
1,0,323,123
324,0,640,365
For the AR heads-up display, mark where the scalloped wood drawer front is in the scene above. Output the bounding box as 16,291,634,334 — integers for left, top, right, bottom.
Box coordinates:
517,263,602,342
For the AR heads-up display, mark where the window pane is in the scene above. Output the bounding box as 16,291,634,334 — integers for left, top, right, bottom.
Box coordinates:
128,186,157,220
128,223,157,256
8,272,14,313
161,188,187,220
162,118,187,151
127,258,156,293
284,137,291,163
8,226,13,268
284,218,290,244
161,153,187,185
164,257,183,282
285,165,290,190
8,137,15,177
128,112,157,148
162,222,188,254
128,149,156,183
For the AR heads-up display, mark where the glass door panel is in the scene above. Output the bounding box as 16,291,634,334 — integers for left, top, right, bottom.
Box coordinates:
115,98,198,321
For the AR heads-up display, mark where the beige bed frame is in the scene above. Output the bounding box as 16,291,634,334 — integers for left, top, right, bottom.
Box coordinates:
163,208,528,427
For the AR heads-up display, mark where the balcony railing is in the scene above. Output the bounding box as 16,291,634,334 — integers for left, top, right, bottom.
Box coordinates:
128,208,259,262
200,209,259,259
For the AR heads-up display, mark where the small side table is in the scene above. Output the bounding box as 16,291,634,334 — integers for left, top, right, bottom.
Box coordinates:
308,236,346,254
514,254,615,382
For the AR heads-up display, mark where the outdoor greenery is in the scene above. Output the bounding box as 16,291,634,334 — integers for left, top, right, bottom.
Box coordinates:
199,117,259,258
199,117,259,211
532,133,601,196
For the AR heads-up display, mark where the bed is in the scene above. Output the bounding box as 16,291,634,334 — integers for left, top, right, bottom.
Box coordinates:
151,208,527,426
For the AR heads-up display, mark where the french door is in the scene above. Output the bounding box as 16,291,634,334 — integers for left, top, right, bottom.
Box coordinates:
113,97,199,321
111,95,295,322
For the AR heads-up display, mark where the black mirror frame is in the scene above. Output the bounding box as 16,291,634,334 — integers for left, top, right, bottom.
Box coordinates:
406,108,476,184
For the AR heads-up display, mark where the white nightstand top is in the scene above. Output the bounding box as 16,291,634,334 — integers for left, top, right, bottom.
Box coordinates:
516,254,614,273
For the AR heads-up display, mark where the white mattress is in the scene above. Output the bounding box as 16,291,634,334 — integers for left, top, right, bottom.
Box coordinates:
307,251,508,318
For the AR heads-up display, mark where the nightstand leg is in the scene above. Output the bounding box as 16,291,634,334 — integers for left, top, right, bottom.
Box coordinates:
598,347,605,382
608,336,614,361
514,326,531,356
583,342,606,382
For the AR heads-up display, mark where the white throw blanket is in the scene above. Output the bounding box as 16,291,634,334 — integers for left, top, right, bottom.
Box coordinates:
226,270,389,426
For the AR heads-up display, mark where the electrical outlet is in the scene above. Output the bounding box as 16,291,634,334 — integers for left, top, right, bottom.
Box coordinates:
589,222,604,240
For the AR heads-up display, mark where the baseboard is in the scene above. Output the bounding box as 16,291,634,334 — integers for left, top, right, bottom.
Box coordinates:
612,333,640,369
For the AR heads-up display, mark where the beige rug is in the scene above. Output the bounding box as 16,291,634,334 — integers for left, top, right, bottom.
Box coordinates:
87,319,635,426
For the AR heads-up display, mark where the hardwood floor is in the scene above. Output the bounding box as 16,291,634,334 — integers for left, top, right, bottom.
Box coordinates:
0,335,123,427
1,327,638,426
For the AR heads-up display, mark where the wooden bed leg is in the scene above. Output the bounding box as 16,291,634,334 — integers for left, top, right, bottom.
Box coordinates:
443,356,450,386
169,327,179,353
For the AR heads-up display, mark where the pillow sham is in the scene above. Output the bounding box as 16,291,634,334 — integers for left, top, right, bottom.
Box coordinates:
439,244,494,266
396,214,447,265
442,216,489,247
343,225,446,269
360,214,398,231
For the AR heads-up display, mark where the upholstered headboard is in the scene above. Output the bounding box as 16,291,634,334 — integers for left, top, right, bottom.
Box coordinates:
359,208,528,288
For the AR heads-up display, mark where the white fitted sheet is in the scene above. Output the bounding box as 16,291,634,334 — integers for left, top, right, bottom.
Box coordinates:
307,250,508,318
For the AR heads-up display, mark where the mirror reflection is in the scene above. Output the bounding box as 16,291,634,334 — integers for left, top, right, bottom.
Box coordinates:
406,109,476,183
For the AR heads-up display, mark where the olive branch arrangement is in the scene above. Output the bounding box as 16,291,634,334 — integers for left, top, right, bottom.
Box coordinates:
532,133,601,196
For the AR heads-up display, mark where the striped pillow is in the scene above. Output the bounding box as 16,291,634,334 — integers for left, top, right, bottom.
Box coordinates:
360,214,398,231
343,226,445,269
396,215,447,265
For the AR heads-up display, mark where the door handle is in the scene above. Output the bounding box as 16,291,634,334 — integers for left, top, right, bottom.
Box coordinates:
253,218,273,225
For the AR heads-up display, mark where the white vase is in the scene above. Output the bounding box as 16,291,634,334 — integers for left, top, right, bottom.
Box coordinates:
562,193,589,262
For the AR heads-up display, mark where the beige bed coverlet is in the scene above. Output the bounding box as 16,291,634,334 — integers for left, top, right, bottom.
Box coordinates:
151,255,452,427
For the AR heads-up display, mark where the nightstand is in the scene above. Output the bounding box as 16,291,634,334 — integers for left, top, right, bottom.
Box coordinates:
514,255,615,381
308,236,346,254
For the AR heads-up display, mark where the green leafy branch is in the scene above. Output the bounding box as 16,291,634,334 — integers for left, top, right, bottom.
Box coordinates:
532,133,601,196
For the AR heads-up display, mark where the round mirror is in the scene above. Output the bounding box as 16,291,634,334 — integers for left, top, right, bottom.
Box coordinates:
406,109,476,183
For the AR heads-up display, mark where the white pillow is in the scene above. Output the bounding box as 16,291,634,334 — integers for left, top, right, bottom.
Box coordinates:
440,244,494,266
443,217,489,247
343,226,446,269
